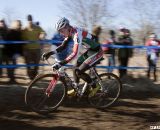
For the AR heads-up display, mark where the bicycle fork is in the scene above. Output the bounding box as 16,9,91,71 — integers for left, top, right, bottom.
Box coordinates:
45,74,59,97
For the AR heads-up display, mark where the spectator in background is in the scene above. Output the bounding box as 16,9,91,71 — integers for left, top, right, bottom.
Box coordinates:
35,21,40,27
145,33,160,82
22,14,46,80
90,26,102,77
3,20,22,83
117,28,133,78
0,19,8,77
92,26,102,43
101,30,116,73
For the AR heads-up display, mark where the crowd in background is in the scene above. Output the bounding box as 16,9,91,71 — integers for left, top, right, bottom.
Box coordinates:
0,15,160,83
93,26,160,81
0,14,45,83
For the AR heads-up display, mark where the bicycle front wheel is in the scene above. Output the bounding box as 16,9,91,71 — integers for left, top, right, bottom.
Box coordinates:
25,74,66,114
88,73,122,109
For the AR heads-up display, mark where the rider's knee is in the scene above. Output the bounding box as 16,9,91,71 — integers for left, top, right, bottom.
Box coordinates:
75,68,81,76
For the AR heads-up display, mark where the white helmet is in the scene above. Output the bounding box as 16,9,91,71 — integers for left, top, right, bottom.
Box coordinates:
55,17,69,31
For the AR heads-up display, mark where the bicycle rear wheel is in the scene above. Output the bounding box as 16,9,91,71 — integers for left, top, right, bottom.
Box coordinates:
88,73,122,109
25,74,66,114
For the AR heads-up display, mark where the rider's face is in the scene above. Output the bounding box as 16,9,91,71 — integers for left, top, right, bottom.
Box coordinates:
59,26,70,37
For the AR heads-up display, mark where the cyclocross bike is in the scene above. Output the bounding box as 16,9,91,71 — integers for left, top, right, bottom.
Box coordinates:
25,57,122,114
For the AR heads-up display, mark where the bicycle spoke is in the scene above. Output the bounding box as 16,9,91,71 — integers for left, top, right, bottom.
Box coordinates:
25,74,66,114
88,73,122,108
36,94,48,110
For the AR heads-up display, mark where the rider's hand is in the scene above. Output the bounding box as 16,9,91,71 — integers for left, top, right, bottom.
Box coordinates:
52,63,61,70
42,52,52,61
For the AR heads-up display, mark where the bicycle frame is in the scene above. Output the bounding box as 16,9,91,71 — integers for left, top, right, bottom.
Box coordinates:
45,73,59,96
89,67,105,92
44,59,103,97
25,58,122,114
45,65,72,97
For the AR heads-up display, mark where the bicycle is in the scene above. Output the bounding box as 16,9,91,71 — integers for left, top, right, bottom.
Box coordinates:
25,57,122,114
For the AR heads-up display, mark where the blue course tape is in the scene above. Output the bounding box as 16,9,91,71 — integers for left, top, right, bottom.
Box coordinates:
0,40,160,49
0,40,63,44
0,40,159,70
65,64,149,69
0,64,151,70
101,44,160,49
0,64,47,68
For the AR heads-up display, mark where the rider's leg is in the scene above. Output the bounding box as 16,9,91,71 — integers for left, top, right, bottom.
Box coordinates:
74,49,103,97
75,63,92,81
75,49,103,88
73,62,81,87
67,53,88,96
73,51,88,86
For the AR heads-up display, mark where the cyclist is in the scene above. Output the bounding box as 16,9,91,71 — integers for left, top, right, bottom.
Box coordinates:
42,17,103,96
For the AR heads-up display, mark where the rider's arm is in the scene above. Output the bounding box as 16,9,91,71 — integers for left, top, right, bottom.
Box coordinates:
56,37,71,53
46,37,71,56
60,33,81,65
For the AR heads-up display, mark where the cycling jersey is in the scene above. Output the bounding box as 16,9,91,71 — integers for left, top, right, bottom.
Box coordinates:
55,27,101,65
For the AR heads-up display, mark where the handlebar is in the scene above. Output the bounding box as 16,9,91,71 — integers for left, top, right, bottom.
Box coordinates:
42,55,74,71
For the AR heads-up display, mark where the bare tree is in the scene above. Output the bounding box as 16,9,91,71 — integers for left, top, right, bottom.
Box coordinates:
134,0,160,24
131,0,160,44
132,23,155,45
59,0,111,31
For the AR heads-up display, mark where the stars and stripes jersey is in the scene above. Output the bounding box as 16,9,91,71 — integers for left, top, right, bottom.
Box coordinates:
59,27,101,64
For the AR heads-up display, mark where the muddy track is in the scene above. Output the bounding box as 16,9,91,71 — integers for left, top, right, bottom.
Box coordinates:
0,75,160,130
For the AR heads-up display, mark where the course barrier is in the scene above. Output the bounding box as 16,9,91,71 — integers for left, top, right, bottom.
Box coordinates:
0,64,150,70
0,40,160,49
0,40,159,69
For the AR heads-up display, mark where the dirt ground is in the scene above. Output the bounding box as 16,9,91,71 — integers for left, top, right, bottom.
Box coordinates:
0,54,160,130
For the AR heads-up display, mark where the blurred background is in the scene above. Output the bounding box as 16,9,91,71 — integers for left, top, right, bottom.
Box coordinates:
0,0,160,83
0,1,160,130
0,0,160,41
